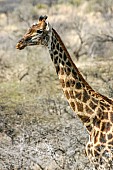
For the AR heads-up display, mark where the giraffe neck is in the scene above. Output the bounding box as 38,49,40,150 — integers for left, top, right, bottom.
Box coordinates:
47,28,111,134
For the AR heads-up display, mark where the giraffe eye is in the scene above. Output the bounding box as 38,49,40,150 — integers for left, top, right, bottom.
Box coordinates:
37,30,43,34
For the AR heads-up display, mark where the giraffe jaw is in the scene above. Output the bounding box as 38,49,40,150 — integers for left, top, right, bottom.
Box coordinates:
16,38,40,50
16,43,26,50
16,36,49,50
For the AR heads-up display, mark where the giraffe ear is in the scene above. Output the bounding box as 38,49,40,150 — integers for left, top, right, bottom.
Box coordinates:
46,21,50,31
43,15,48,20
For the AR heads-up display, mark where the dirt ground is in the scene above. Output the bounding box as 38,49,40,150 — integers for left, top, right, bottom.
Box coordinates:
0,1,113,170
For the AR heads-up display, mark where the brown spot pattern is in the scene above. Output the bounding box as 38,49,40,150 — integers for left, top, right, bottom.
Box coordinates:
101,122,111,132
92,97,98,104
86,125,92,132
94,131,99,144
100,133,106,143
60,67,64,75
94,150,100,157
89,101,97,110
65,90,70,99
77,101,83,112
108,133,112,140
70,79,75,87
70,101,75,111
108,140,113,145
94,118,101,128
69,90,75,99
110,112,113,123
85,105,93,115
65,67,71,76
103,112,108,120
83,89,90,103
75,92,82,100
97,108,103,119
76,82,82,89
55,65,60,74
72,69,77,79
66,80,70,87
60,78,65,88
79,115,90,123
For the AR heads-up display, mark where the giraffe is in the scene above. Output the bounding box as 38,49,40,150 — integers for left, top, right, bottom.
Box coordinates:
16,15,113,170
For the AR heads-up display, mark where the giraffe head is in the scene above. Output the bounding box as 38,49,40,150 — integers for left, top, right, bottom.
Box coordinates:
16,15,52,50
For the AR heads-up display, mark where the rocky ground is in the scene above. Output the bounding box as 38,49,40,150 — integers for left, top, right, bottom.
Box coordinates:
0,1,113,170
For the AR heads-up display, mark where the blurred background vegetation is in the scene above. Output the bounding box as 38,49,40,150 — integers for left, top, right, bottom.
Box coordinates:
0,0,113,169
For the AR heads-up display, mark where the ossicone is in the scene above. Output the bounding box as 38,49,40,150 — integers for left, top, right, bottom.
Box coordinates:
39,15,48,21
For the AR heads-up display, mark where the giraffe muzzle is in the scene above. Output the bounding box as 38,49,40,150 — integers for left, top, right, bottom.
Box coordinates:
16,36,40,50
16,38,27,50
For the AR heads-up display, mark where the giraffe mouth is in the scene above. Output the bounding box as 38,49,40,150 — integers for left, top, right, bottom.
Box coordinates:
16,43,26,50
16,38,39,50
16,38,27,50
